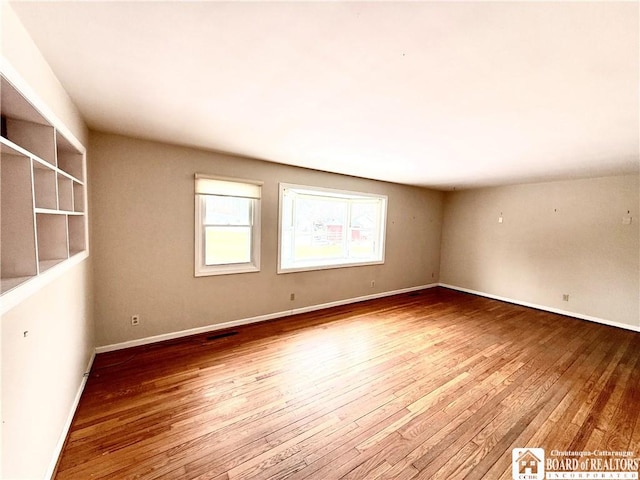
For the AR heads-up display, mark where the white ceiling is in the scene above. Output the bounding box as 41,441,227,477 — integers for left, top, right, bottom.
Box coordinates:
9,1,640,189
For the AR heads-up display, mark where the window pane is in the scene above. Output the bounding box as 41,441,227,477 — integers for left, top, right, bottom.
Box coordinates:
195,176,262,277
204,196,251,225
279,184,387,272
205,226,251,265
294,197,347,261
349,201,379,258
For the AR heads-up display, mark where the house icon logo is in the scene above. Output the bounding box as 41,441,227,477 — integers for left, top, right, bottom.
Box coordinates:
512,448,545,480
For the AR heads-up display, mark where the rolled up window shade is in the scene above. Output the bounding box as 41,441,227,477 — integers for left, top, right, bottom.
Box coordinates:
195,174,262,199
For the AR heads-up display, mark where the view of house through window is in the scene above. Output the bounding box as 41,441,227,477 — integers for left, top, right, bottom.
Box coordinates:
194,175,261,276
279,184,387,273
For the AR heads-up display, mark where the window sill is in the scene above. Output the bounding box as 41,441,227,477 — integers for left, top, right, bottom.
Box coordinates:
277,258,384,274
195,263,260,277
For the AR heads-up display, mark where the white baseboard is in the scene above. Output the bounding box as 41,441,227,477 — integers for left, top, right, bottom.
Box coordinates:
45,350,96,480
96,280,638,354
439,283,640,333
53,282,635,479
95,284,438,353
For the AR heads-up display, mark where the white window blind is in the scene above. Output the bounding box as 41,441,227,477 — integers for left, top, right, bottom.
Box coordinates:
194,174,262,276
195,174,262,198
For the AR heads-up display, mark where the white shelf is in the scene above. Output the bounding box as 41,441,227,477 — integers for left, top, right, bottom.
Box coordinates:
56,130,84,181
34,208,83,215
33,162,58,210
36,213,68,263
5,117,56,167
68,215,86,256
57,167,83,184
1,136,27,156
1,275,35,294
38,258,67,274
73,181,85,212
1,72,87,299
57,173,73,212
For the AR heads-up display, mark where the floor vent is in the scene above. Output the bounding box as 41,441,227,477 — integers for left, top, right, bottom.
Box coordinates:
206,331,239,341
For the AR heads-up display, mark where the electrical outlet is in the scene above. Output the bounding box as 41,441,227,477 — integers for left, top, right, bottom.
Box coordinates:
562,294,569,302
131,314,140,326
370,280,376,288
290,293,295,301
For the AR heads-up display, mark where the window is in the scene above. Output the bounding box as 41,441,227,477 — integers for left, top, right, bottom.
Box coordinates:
195,175,261,276
278,183,387,273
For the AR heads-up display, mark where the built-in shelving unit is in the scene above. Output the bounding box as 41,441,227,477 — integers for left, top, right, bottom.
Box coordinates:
1,73,87,297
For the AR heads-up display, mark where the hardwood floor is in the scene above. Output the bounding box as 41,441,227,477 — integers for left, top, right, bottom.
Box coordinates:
54,287,640,480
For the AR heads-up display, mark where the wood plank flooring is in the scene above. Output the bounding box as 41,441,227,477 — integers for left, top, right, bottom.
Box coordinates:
54,287,640,480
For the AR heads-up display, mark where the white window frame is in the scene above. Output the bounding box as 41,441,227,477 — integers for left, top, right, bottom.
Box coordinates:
278,183,387,274
195,174,262,276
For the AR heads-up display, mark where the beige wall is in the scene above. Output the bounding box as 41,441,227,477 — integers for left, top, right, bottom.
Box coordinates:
440,175,640,328
90,131,444,347
2,264,93,478
0,4,88,146
1,3,93,479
